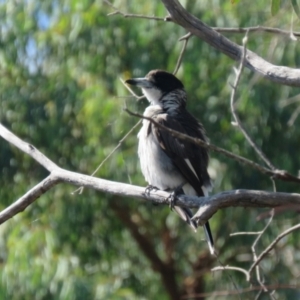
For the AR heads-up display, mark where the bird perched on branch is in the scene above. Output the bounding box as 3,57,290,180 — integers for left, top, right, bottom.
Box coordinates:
125,70,214,254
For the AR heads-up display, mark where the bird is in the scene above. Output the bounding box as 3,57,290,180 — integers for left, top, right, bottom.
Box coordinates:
125,69,214,254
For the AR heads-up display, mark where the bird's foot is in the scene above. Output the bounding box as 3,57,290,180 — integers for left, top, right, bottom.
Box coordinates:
168,192,176,210
145,185,159,196
167,185,184,210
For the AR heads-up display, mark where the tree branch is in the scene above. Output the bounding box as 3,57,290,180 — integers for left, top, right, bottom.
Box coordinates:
213,26,300,37
105,1,300,38
0,123,59,172
0,174,60,222
124,108,300,184
230,32,276,170
104,0,167,21
160,0,300,86
2,123,300,226
248,223,300,278
211,265,249,279
173,33,191,74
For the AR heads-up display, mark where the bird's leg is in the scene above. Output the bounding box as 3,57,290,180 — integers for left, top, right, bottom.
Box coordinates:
145,185,159,196
166,183,198,231
167,182,185,210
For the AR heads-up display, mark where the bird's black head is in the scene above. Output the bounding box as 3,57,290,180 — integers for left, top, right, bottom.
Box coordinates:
125,70,185,106
144,70,184,93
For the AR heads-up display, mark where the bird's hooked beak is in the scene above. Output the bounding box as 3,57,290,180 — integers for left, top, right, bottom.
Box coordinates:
125,77,154,89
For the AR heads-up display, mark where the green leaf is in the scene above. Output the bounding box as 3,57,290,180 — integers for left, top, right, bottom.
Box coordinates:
271,0,281,16
291,0,300,19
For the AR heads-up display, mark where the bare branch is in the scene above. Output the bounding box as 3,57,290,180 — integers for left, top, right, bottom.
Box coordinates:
230,32,276,170
124,108,300,184
173,34,190,75
230,231,262,236
119,77,144,100
250,210,274,289
105,1,300,38
178,32,192,41
211,265,249,280
73,78,144,195
73,119,142,195
2,123,300,228
213,26,300,37
0,123,60,172
0,174,60,224
160,0,300,86
92,120,142,178
279,93,300,108
104,0,166,21
287,105,300,126
248,223,300,277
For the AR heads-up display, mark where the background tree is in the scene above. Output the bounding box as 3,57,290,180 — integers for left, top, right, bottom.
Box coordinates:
1,0,300,299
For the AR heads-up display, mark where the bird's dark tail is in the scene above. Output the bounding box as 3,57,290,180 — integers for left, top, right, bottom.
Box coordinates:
173,206,197,232
173,206,215,254
169,187,214,254
203,221,214,255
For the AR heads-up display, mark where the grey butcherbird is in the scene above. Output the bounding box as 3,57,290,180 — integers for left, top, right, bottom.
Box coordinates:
125,69,214,254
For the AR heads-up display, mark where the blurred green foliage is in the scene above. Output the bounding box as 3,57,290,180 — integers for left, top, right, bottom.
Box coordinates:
1,0,300,299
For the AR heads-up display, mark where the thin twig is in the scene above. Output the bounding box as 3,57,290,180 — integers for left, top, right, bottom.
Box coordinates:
104,0,166,21
178,32,192,41
290,13,297,41
211,265,249,280
73,78,144,195
120,77,144,100
254,290,263,300
105,1,300,39
173,34,190,75
92,120,141,177
230,31,276,170
248,223,300,278
250,209,274,290
287,105,300,126
230,231,262,236
213,26,300,38
279,93,300,108
124,108,300,184
72,119,142,195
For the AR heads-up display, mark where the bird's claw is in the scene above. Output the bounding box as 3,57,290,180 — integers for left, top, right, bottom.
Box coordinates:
167,191,177,210
167,184,184,210
145,185,159,196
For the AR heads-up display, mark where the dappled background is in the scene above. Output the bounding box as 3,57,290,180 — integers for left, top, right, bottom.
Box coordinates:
1,0,300,299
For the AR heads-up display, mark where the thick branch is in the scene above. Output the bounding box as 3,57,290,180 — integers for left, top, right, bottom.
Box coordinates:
2,165,300,225
2,124,300,226
160,0,300,86
0,174,60,222
0,123,59,172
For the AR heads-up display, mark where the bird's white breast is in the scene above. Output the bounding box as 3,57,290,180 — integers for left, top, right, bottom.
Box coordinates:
137,106,187,191
141,88,163,105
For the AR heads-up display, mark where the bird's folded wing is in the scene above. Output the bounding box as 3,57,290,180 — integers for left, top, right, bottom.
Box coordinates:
151,114,205,196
